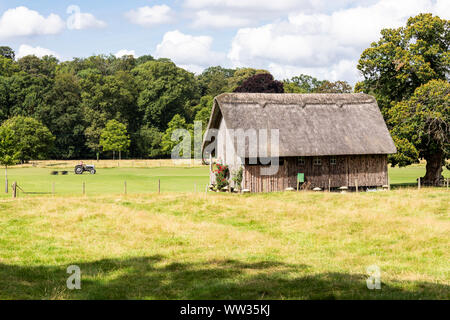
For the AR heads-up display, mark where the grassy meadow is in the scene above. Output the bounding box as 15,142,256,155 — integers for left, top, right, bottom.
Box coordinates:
0,161,448,300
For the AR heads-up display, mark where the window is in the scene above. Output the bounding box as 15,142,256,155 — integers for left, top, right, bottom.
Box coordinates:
298,157,305,166
313,158,322,166
330,158,337,165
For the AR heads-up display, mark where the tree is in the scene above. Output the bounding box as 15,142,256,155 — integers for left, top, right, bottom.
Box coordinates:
2,116,55,163
133,60,200,130
197,66,235,96
283,74,324,93
227,68,269,91
315,80,352,93
357,13,449,184
100,120,130,160
0,46,15,60
0,56,19,77
283,75,353,93
135,126,163,158
161,114,191,157
357,13,449,115
388,80,449,185
0,126,19,193
37,72,86,159
234,73,284,93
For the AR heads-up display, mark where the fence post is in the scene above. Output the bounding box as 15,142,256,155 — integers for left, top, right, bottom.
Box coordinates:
83,182,86,196
355,179,358,193
12,182,16,199
158,179,161,194
328,179,331,193
418,177,421,190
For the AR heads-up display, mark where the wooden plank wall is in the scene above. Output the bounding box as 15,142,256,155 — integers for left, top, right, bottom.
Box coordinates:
243,155,388,192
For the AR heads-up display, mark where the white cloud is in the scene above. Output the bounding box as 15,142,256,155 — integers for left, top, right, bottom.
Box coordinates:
125,5,173,27
191,10,251,28
66,5,107,30
17,44,60,59
0,6,65,39
228,0,450,84
155,30,226,73
185,0,309,11
115,49,136,58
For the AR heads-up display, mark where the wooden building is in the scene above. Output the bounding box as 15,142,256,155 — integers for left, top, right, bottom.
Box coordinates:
202,93,397,192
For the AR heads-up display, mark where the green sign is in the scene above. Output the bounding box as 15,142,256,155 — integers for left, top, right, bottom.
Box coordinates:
297,173,305,183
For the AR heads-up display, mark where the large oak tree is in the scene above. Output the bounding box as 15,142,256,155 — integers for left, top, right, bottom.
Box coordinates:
357,13,449,185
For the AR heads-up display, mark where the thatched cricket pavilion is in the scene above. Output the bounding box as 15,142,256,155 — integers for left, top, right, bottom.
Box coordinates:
202,93,397,192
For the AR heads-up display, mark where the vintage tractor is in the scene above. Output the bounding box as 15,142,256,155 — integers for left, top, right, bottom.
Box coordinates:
74,164,96,175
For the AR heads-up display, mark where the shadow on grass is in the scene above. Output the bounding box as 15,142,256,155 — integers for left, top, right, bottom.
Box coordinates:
0,256,447,300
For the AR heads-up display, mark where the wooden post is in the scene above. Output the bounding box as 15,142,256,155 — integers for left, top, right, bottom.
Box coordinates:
418,177,421,190
328,179,331,193
83,182,86,196
12,182,17,198
5,166,8,193
158,179,161,194
355,179,358,193
124,181,127,195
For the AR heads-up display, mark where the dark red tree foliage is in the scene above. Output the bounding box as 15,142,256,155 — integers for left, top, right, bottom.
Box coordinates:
234,73,284,93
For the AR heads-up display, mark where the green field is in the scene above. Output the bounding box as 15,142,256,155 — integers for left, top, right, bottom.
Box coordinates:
2,164,449,198
0,163,448,300
3,167,210,197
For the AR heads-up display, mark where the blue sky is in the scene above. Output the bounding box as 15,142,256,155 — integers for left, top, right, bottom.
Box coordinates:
0,0,448,84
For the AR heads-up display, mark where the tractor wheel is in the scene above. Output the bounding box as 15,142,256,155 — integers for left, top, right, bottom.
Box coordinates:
90,169,96,175
75,166,83,175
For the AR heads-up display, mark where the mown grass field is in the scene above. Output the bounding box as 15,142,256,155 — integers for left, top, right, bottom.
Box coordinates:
0,162,448,300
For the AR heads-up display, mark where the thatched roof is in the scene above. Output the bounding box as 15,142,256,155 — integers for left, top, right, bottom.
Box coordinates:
203,93,397,157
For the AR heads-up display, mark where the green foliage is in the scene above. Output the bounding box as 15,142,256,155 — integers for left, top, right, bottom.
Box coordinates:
161,114,192,157
197,66,235,96
2,116,55,162
193,95,214,131
0,46,15,60
284,75,352,93
357,13,449,114
388,79,449,165
388,136,419,167
133,60,199,130
135,126,163,158
0,48,356,161
232,167,243,191
100,120,131,154
0,126,20,167
0,56,19,77
36,72,85,159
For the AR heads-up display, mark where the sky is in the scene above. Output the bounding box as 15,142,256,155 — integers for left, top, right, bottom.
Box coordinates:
0,0,449,85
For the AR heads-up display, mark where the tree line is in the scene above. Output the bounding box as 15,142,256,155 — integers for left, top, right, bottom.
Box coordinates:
0,47,351,161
